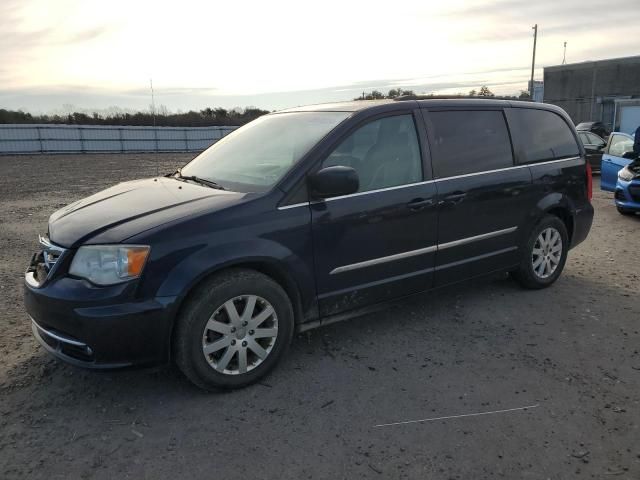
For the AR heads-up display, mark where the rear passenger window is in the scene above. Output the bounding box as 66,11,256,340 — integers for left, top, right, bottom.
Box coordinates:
427,110,513,178
506,108,580,163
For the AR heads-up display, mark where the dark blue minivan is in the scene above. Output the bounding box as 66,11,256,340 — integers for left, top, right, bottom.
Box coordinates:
24,99,594,390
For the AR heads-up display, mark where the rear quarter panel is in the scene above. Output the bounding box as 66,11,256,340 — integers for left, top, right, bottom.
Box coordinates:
527,157,593,247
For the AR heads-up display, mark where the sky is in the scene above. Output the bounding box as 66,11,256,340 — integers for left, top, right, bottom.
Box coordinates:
1,0,639,114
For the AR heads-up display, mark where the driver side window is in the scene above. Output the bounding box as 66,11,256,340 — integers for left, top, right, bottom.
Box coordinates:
322,114,422,193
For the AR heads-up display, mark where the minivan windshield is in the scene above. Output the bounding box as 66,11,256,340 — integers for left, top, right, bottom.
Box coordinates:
180,111,350,192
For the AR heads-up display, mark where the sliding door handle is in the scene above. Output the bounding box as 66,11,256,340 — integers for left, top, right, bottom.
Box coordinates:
407,198,434,210
440,192,467,204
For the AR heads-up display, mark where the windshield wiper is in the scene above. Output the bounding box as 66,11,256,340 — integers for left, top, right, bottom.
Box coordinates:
169,170,226,190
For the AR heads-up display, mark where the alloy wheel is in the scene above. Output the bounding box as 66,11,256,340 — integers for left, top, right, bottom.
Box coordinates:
201,295,278,375
531,227,563,279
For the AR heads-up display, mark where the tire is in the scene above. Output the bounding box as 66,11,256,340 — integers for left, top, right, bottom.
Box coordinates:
616,206,634,216
511,215,569,290
173,268,294,391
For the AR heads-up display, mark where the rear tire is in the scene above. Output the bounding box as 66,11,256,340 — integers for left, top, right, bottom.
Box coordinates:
512,215,569,290
174,268,294,391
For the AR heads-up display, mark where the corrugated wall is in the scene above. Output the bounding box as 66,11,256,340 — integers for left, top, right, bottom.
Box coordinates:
0,124,238,154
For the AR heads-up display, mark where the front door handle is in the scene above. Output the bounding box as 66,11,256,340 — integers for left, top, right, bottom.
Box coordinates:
407,198,434,211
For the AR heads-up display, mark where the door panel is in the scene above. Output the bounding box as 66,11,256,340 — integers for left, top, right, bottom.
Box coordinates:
601,134,634,191
434,169,532,285
422,108,533,286
311,112,438,317
312,184,438,316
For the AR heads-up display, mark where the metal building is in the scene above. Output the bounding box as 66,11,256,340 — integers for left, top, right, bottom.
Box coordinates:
543,55,640,134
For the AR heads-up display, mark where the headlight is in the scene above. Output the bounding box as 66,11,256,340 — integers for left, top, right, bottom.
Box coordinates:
69,245,150,285
618,167,634,182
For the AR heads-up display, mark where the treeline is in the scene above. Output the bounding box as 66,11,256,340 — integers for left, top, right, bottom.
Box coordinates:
0,107,270,127
354,88,416,100
355,86,531,100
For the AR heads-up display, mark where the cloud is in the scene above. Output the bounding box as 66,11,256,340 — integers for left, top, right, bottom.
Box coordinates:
2,0,639,113
445,0,640,46
448,0,639,20
123,86,220,97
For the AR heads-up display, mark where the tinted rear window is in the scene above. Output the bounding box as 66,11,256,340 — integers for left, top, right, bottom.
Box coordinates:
427,110,514,178
506,108,580,163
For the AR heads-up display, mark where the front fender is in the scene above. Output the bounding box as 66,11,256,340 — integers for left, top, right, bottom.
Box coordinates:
155,238,313,299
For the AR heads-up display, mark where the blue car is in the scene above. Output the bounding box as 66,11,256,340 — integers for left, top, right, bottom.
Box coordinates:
600,132,640,215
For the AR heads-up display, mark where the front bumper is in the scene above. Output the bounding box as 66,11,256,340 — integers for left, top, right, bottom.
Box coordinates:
24,277,178,368
614,179,640,211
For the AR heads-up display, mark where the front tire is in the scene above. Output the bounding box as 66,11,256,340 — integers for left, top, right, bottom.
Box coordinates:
512,215,569,290
174,269,294,391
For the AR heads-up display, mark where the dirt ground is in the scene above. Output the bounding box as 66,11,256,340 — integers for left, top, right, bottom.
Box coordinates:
0,153,638,479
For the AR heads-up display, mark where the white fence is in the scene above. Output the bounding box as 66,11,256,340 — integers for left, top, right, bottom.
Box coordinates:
0,124,238,154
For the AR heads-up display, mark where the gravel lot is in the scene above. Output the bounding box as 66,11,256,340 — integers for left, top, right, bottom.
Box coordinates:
0,153,639,479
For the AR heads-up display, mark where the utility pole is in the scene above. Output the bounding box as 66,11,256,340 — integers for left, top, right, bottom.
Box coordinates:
530,24,538,100
150,78,156,128
562,41,567,64
150,78,158,175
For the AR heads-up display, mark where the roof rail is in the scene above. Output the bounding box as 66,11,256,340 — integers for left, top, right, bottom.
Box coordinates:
394,95,533,102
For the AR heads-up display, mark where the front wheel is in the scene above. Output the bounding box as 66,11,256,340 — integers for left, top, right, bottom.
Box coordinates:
174,269,294,391
511,215,569,289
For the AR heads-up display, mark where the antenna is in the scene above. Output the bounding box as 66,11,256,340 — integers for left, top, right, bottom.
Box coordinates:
562,41,567,64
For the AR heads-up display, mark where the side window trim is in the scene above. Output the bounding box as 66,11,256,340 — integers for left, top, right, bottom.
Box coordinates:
412,108,434,181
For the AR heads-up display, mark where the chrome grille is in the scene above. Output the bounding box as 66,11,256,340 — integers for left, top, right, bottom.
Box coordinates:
26,235,67,287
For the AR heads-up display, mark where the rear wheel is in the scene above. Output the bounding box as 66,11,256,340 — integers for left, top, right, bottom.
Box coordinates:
174,269,294,391
512,215,568,289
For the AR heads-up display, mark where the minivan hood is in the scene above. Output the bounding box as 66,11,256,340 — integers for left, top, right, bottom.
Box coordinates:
48,177,245,247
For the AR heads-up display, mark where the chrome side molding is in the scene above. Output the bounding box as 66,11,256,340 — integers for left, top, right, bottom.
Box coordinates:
330,226,518,275
330,245,438,275
437,227,518,250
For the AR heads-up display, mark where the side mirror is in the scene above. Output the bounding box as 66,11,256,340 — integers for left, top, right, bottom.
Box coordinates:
622,151,637,160
308,166,359,199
